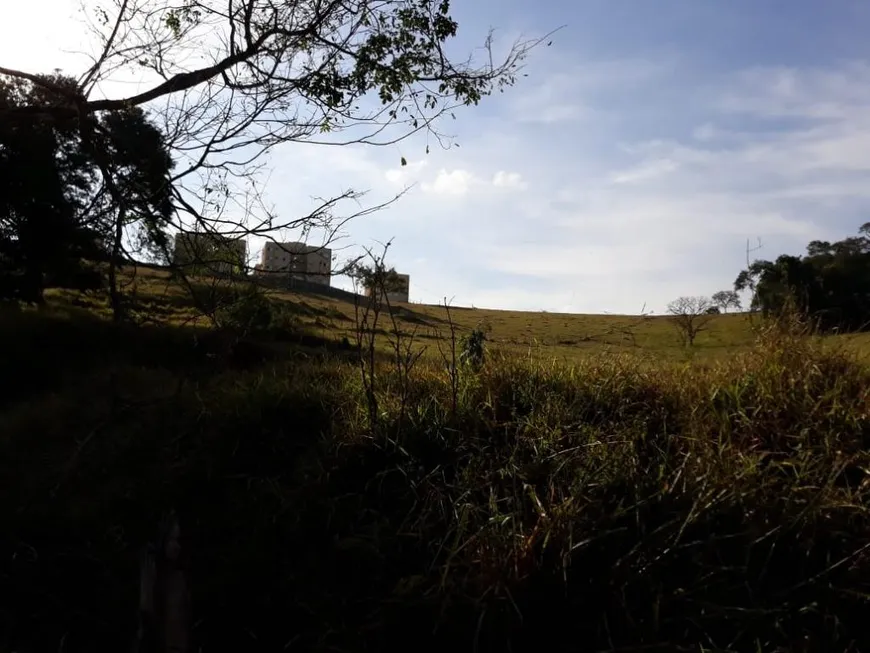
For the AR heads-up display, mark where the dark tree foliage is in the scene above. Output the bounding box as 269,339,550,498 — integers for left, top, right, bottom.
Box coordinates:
735,223,870,332
96,107,176,261
352,262,404,294
0,75,99,302
0,74,174,304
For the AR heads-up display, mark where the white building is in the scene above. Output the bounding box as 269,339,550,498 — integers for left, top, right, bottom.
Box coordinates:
256,242,332,286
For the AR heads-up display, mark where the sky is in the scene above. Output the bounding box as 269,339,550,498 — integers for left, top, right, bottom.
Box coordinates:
2,1,870,313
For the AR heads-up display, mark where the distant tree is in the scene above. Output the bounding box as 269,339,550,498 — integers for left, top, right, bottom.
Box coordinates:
734,223,870,332
712,290,741,313
351,263,404,298
667,296,717,346
705,305,721,315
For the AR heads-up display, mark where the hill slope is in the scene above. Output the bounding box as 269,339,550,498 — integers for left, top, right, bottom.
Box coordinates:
54,265,870,362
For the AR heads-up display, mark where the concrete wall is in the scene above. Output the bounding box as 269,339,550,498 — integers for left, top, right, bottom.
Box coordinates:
256,274,363,302
387,273,410,303
257,242,332,286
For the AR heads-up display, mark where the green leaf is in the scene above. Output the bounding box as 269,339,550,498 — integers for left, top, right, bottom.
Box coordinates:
164,11,181,38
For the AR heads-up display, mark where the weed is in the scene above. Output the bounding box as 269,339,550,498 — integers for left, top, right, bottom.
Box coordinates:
459,322,489,370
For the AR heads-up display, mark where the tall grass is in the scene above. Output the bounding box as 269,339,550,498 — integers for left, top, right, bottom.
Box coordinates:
1,304,869,651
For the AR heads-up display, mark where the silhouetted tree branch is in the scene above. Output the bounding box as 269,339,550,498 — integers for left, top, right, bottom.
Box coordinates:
0,1,551,290
667,296,716,347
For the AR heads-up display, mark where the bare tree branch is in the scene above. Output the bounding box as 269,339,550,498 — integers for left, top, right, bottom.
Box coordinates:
1,0,552,318
667,296,717,347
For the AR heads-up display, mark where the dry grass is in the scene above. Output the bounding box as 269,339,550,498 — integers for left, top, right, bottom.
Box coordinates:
2,267,870,652
44,265,870,363
46,266,769,357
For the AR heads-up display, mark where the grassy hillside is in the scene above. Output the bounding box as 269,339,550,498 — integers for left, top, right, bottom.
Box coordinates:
41,266,776,358
3,268,870,652
84,266,870,362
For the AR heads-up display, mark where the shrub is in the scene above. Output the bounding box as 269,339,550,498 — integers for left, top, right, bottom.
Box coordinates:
215,285,273,333
214,286,301,337
459,322,489,369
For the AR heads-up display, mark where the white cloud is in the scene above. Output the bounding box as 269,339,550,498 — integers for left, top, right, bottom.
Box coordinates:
492,170,527,189
427,60,870,312
509,56,676,125
610,159,678,184
719,62,870,120
692,123,720,142
421,169,477,196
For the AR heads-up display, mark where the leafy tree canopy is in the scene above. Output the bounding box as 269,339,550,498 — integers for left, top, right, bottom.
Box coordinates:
351,262,404,293
734,223,870,332
0,73,174,303
712,290,741,313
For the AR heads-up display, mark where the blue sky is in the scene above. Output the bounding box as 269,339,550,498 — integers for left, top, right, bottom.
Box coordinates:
3,1,870,313
273,0,870,312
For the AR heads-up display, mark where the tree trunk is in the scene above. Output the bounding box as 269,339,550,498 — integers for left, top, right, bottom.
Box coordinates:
22,264,45,306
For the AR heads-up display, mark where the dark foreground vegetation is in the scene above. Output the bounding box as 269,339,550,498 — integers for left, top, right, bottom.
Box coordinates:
2,296,870,652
